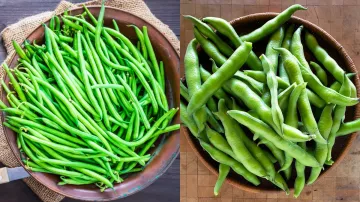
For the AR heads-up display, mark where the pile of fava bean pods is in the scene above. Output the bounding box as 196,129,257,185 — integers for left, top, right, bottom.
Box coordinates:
181,4,360,197
1,3,179,191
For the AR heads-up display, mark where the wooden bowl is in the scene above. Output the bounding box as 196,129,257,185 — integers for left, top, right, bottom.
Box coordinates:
182,13,360,194
2,6,180,201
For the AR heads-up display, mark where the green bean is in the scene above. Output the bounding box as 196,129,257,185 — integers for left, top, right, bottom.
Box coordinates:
125,59,159,114
187,42,252,114
159,61,165,91
26,127,81,148
84,28,124,120
1,81,37,118
45,52,100,119
130,25,148,59
240,4,307,43
92,7,130,71
38,157,108,174
21,132,94,155
62,17,83,31
81,36,110,128
143,26,162,84
227,110,320,167
3,122,20,133
38,142,114,188
106,107,177,147
310,61,328,86
116,78,150,129
12,40,31,62
265,26,284,72
58,177,98,186
3,63,27,102
125,112,136,141
201,16,262,70
20,134,94,180
214,164,230,196
77,31,103,119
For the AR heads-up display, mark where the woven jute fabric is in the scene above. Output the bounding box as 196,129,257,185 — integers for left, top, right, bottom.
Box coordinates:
0,0,179,201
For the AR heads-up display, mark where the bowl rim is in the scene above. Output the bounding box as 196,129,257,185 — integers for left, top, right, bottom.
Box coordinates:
183,12,360,194
3,5,180,201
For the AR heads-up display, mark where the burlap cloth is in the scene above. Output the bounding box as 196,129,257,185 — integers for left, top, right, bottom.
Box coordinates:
0,0,179,201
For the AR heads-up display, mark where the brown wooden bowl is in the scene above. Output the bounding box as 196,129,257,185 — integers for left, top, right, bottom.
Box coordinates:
2,6,180,201
182,13,360,194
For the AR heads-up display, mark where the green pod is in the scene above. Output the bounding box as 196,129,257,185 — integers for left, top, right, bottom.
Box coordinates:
184,15,234,57
307,89,326,108
182,76,223,133
285,83,307,128
233,71,264,95
200,66,233,107
279,24,295,84
202,16,262,70
261,54,284,134
265,26,285,72
184,39,207,133
327,75,352,161
240,4,307,43
305,31,357,98
193,27,227,66
310,61,328,86
337,119,360,137
199,140,260,186
227,110,320,168
290,25,310,70
214,99,268,178
307,104,334,185
243,70,290,89
274,47,327,144
187,42,252,114
214,164,230,196
300,64,358,106
294,142,306,198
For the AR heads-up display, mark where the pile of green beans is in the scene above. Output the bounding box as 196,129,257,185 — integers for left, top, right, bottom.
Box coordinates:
1,3,179,191
181,4,359,198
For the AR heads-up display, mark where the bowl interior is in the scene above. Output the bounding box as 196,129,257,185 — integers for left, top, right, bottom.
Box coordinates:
183,13,359,193
2,6,180,201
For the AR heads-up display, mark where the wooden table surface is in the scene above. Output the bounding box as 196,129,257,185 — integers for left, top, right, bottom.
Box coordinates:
180,0,360,202
0,0,179,202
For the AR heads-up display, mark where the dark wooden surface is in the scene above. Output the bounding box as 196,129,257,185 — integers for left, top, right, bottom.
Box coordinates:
0,0,179,201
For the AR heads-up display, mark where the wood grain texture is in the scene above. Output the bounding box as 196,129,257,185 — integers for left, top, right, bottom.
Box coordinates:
0,0,179,202
180,0,360,201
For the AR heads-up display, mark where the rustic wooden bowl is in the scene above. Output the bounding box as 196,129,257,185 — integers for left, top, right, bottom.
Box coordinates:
2,6,180,201
182,13,360,194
